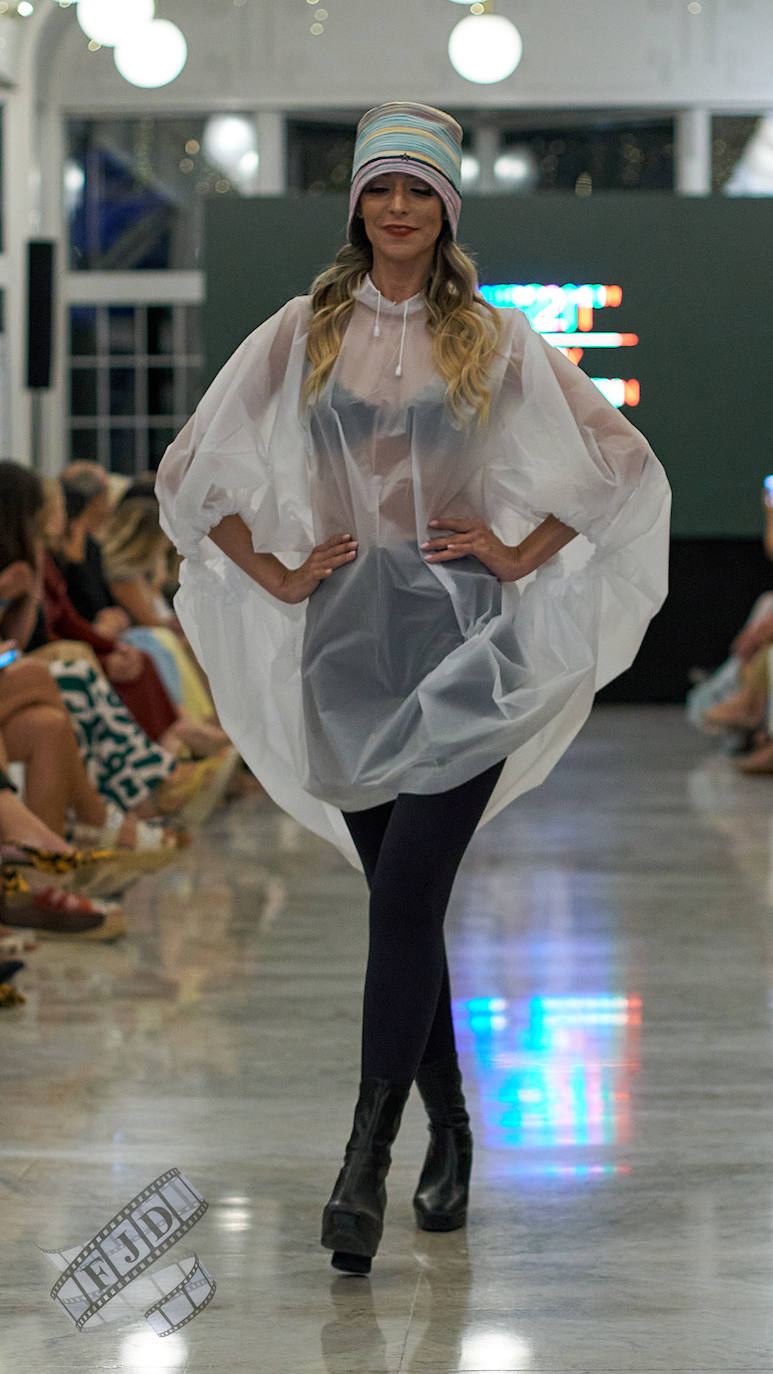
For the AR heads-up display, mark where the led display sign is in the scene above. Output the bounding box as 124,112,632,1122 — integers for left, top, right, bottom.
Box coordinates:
479,282,640,409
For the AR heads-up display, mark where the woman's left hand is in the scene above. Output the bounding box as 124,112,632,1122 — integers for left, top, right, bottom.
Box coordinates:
421,518,521,582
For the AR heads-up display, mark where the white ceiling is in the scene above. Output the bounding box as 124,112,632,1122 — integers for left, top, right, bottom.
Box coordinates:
6,0,773,114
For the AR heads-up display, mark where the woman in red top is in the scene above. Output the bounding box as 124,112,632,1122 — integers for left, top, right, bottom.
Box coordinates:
42,548,176,743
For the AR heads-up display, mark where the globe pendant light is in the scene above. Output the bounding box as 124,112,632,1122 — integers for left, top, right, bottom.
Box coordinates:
448,13,523,85
114,18,187,88
77,0,155,48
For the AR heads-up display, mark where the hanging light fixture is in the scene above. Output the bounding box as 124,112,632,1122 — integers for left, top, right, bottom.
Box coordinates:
202,114,260,192
113,17,187,88
494,145,538,191
76,0,155,48
461,153,481,187
448,11,523,85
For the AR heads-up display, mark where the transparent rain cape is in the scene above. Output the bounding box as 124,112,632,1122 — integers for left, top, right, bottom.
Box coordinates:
156,277,670,866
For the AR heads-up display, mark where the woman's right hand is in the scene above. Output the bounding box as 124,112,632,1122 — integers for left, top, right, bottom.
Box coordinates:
276,534,358,604
94,606,131,637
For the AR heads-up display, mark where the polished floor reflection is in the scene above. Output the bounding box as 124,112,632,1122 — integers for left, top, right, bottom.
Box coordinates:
4,706,773,1372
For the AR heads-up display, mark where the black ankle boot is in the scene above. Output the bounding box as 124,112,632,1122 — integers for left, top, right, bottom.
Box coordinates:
413,1054,473,1232
321,1077,410,1274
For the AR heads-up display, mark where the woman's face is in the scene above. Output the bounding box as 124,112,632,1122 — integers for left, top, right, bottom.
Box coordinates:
358,172,444,267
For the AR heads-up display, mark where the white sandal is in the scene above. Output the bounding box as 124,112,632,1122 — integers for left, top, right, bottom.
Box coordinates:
68,805,177,898
72,803,175,853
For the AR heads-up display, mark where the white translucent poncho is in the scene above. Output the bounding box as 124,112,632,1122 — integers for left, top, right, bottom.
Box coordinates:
156,276,670,866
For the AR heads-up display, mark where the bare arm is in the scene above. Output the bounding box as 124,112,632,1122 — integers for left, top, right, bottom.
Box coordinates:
208,514,358,604
0,560,44,649
207,515,298,599
512,514,578,577
109,576,171,628
1,594,41,649
422,513,577,581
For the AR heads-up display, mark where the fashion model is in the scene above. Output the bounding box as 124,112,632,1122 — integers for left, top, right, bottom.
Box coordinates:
156,102,670,1273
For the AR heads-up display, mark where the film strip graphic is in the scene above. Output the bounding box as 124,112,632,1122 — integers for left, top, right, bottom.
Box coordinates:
41,1168,215,1337
145,1256,216,1336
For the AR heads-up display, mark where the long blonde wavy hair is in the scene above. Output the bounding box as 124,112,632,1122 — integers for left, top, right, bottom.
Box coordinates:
303,219,502,425
101,496,169,581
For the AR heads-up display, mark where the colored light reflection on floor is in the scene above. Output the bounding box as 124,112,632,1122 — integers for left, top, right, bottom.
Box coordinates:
454,993,641,1174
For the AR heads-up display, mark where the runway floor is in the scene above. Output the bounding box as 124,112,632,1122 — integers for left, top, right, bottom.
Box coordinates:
3,705,773,1373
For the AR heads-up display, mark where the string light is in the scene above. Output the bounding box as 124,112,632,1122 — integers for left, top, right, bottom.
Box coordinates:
303,0,331,36
461,153,480,186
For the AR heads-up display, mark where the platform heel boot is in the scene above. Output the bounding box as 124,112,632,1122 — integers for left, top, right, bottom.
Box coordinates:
413,1054,473,1232
321,1077,410,1274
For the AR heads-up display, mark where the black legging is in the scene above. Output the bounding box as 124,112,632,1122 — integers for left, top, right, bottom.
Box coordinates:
342,758,505,1085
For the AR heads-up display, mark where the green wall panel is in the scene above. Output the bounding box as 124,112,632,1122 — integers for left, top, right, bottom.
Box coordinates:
204,194,773,538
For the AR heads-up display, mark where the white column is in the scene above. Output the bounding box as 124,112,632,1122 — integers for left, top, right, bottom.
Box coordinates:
256,110,287,195
5,84,38,464
675,107,712,196
473,122,499,195
39,103,68,477
4,6,58,467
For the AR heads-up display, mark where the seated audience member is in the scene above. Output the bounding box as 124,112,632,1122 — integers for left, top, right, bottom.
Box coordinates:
59,464,182,705
692,480,773,773
1,463,233,819
101,496,225,732
0,648,174,851
58,462,130,635
60,466,228,754
0,755,126,941
39,475,177,742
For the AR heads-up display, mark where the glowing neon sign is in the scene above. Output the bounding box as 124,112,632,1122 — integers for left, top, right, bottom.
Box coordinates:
479,282,641,408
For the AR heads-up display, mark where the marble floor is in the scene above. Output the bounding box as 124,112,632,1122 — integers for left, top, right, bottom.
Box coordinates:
4,705,773,1372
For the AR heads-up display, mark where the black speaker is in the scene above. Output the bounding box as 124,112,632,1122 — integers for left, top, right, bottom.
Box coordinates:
26,240,55,389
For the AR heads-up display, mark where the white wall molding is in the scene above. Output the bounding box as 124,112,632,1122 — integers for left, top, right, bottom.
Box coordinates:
64,272,204,305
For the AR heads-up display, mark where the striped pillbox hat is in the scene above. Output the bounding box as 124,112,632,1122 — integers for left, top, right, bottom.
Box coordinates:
348,102,464,240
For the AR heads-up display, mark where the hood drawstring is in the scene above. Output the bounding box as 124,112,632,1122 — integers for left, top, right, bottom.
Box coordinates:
369,280,408,377
395,299,408,379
